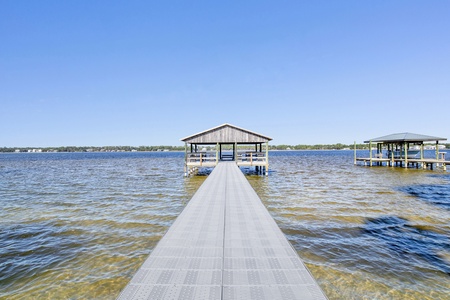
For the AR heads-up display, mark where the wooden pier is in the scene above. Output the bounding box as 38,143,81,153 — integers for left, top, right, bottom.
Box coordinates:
117,162,327,300
355,132,449,171
355,157,450,170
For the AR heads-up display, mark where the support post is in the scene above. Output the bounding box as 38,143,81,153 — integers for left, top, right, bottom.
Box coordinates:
436,141,439,160
353,141,357,165
404,142,408,168
420,143,425,169
377,143,381,166
390,143,394,167
369,141,372,167
265,141,269,176
184,142,188,176
216,142,219,164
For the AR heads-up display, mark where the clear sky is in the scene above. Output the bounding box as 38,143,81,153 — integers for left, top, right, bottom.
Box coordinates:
1,1,449,147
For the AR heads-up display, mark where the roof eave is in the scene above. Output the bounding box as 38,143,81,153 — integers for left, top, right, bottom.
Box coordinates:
364,138,447,143
180,123,272,143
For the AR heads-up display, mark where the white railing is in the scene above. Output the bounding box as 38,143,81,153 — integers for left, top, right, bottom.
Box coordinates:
187,152,217,166
236,152,267,164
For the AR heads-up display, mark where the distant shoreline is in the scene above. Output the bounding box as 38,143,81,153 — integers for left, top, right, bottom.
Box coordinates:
1,143,448,153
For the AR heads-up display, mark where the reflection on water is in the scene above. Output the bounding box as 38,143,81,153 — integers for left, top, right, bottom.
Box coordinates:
0,151,449,299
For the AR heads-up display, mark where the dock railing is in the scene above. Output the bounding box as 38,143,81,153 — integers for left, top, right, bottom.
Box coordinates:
236,151,267,165
186,152,218,167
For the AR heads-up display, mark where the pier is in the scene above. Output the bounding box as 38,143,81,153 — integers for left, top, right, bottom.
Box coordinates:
117,162,327,300
355,132,449,171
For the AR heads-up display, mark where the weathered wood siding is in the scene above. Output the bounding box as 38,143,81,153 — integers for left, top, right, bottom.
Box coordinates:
184,125,269,144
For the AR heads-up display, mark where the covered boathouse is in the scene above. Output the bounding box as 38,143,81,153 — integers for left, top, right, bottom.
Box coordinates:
181,123,272,176
355,132,449,170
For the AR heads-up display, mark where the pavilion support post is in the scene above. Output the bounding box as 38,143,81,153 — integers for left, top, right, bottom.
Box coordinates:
404,142,408,168
265,141,269,176
436,141,439,160
234,142,237,162
420,143,425,169
184,142,188,176
369,141,372,167
390,144,394,167
353,141,357,165
384,144,387,166
216,142,219,165
378,143,382,166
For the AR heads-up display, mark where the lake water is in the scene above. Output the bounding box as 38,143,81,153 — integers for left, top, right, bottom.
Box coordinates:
0,151,449,299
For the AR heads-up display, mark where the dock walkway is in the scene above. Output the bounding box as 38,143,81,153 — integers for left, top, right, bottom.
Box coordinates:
118,162,327,300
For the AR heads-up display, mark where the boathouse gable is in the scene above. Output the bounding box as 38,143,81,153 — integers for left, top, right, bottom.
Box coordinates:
181,123,272,144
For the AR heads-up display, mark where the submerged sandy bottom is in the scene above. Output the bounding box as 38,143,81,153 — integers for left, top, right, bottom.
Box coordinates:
0,151,449,299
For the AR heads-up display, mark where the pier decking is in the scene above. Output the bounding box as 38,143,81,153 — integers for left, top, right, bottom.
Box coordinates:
355,157,450,170
118,162,327,300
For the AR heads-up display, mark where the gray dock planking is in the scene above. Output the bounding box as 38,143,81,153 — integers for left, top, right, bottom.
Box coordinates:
118,162,327,300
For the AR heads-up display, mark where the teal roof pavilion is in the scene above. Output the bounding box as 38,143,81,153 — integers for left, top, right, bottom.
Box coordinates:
364,132,447,143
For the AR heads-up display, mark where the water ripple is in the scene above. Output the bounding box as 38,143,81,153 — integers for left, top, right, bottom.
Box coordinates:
1,151,449,299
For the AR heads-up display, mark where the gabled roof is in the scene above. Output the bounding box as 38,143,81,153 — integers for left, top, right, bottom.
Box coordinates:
181,123,272,144
364,132,447,143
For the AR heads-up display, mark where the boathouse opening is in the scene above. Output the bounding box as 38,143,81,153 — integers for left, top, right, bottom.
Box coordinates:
181,123,272,176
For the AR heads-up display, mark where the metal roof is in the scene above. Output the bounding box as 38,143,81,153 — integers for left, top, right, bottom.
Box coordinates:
181,123,272,144
364,132,447,143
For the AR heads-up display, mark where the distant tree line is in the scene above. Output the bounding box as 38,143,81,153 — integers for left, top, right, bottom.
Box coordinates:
1,143,449,153
0,145,185,153
269,143,450,150
269,143,364,150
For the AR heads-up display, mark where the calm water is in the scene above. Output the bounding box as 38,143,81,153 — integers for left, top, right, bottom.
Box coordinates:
0,151,449,299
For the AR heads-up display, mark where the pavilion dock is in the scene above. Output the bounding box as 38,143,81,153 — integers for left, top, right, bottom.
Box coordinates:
117,124,327,300
354,132,450,171
181,124,271,176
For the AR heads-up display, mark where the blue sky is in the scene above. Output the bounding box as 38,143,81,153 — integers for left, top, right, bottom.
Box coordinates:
1,1,449,147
